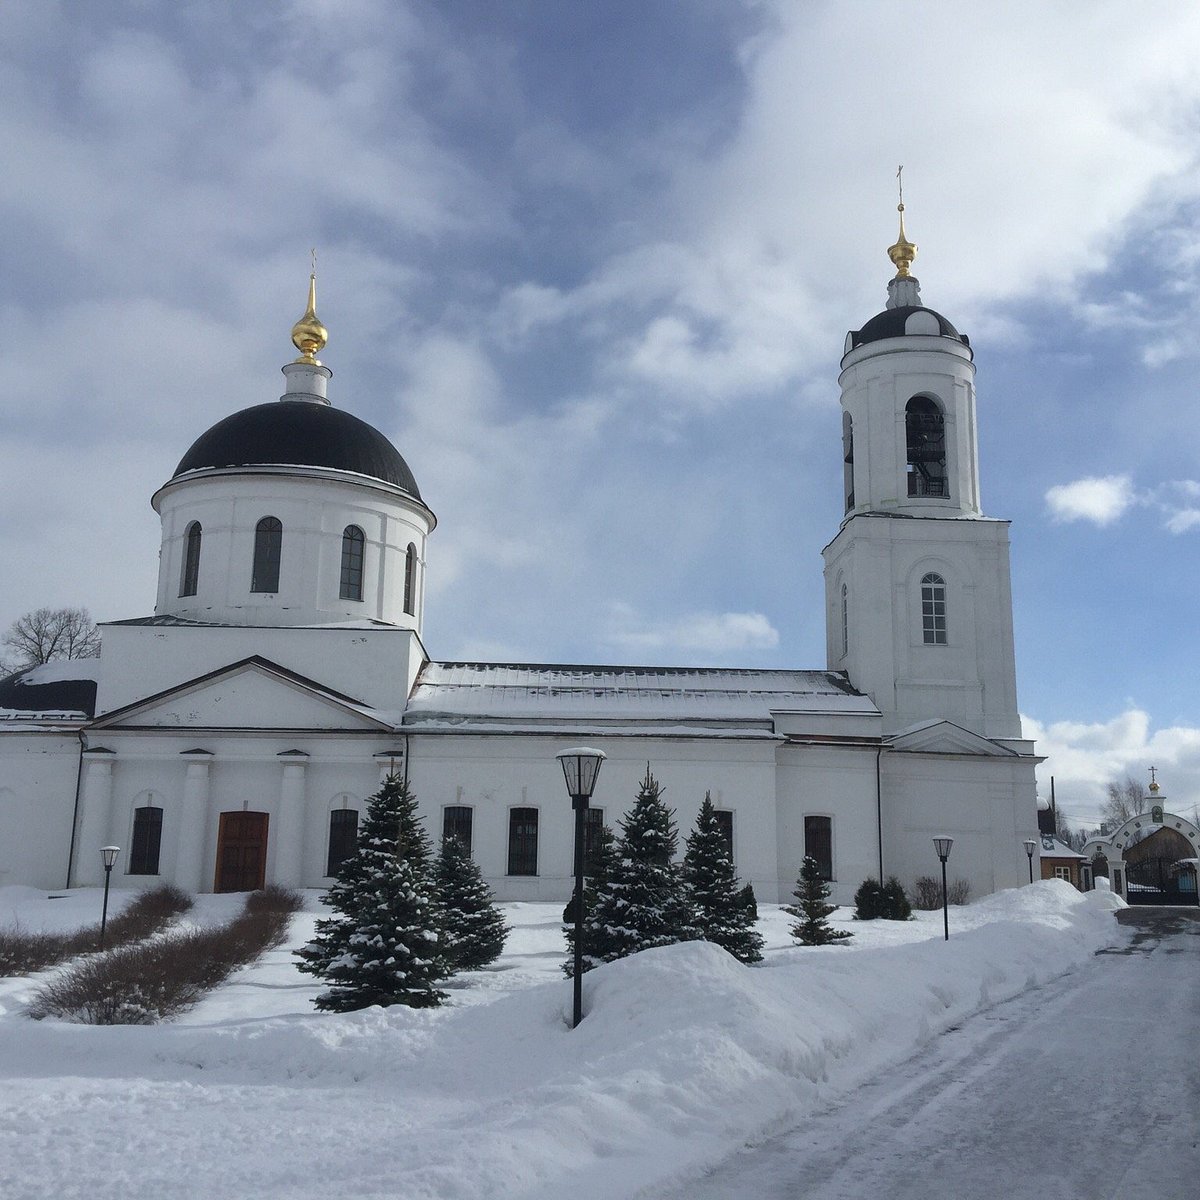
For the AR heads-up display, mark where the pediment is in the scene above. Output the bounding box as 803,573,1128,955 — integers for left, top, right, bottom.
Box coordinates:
90,657,395,732
887,720,1015,757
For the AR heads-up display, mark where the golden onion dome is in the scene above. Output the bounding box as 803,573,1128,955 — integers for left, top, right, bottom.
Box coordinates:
291,273,328,364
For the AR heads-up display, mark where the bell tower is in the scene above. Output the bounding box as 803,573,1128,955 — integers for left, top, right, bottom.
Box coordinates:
823,195,1021,741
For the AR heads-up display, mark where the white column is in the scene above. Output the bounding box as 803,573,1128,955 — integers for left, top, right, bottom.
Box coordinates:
274,755,308,886
74,755,116,886
174,755,212,894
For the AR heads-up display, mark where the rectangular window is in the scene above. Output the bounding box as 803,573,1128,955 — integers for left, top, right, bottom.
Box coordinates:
128,807,163,875
326,808,359,877
583,806,604,875
921,575,947,645
1054,865,1072,882
714,809,734,858
804,814,833,881
507,807,539,876
442,805,473,854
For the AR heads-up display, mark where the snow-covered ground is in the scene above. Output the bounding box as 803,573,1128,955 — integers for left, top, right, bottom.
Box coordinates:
0,882,1124,1200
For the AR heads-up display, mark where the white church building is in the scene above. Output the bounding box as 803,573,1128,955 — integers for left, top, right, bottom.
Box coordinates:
0,217,1042,905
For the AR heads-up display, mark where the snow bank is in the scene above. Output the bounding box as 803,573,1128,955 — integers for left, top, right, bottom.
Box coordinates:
0,882,1122,1200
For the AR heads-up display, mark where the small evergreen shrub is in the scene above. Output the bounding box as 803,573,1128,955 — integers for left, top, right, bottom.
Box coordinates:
736,883,759,924
435,835,508,971
564,821,622,976
853,878,885,920
880,877,912,920
784,857,852,946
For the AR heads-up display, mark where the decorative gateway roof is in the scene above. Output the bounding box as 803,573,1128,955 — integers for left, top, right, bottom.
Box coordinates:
403,663,876,738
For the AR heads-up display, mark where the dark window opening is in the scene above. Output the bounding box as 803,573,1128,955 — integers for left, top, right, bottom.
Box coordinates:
128,806,163,875
842,412,855,512
905,397,947,498
327,808,359,876
404,543,417,616
179,522,202,597
714,809,734,858
805,814,833,881
442,805,473,854
251,516,282,593
340,525,365,601
921,572,947,645
508,807,538,876
583,806,604,875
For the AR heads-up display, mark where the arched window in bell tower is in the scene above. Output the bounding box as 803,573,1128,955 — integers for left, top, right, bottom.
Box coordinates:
905,397,947,498
921,572,947,644
842,412,855,512
251,517,282,593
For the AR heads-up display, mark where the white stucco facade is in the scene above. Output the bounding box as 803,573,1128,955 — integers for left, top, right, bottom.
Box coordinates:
0,263,1041,906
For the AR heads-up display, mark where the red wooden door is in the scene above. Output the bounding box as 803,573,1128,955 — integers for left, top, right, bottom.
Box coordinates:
215,811,269,892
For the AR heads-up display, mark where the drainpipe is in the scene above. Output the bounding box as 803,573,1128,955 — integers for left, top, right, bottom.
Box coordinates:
66,727,87,888
876,743,884,882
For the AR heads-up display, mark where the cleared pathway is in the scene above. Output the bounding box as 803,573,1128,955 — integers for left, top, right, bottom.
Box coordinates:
658,908,1200,1200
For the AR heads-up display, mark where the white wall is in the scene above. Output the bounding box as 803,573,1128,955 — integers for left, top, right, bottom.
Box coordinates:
0,731,81,889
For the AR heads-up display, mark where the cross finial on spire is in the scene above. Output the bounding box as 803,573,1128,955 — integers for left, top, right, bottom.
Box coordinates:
1149,765,1159,793
291,253,327,364
887,166,917,280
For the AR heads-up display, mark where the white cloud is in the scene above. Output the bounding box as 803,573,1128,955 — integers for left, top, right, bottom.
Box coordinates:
1024,708,1200,828
604,604,780,657
1044,475,1134,525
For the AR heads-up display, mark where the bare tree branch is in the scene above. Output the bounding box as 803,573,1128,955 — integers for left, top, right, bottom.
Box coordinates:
1,607,100,671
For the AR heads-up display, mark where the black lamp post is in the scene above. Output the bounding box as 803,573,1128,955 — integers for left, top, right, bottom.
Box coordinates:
99,845,121,949
932,836,953,941
1023,838,1037,884
556,746,606,1029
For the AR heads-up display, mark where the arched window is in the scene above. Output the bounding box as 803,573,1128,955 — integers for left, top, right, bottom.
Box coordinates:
251,517,282,593
921,573,947,644
905,397,947,498
805,814,833,881
129,806,163,875
179,522,202,597
403,542,417,616
840,583,849,657
442,805,473,854
327,807,359,877
507,807,539,876
842,412,855,511
340,525,365,601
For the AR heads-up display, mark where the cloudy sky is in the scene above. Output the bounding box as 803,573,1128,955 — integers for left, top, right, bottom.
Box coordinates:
2,0,1198,828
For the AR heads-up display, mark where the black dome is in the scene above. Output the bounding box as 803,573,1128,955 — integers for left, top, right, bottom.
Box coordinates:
850,306,969,351
173,401,421,498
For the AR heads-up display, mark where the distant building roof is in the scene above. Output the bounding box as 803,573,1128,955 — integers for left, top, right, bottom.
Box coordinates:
0,660,99,719
403,662,874,737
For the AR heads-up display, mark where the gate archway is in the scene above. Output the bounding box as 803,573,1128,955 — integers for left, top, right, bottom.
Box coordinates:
1082,811,1200,905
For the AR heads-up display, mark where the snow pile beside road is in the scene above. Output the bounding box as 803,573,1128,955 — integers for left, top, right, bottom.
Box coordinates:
0,882,1122,1200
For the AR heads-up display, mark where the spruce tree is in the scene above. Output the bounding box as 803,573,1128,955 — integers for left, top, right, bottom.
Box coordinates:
784,855,852,947
682,792,764,964
853,877,884,920
296,775,449,1010
563,821,623,976
435,834,509,971
583,767,692,966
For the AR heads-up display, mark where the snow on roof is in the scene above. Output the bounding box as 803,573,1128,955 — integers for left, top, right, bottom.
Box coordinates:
1040,835,1086,859
403,662,874,735
17,660,101,685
